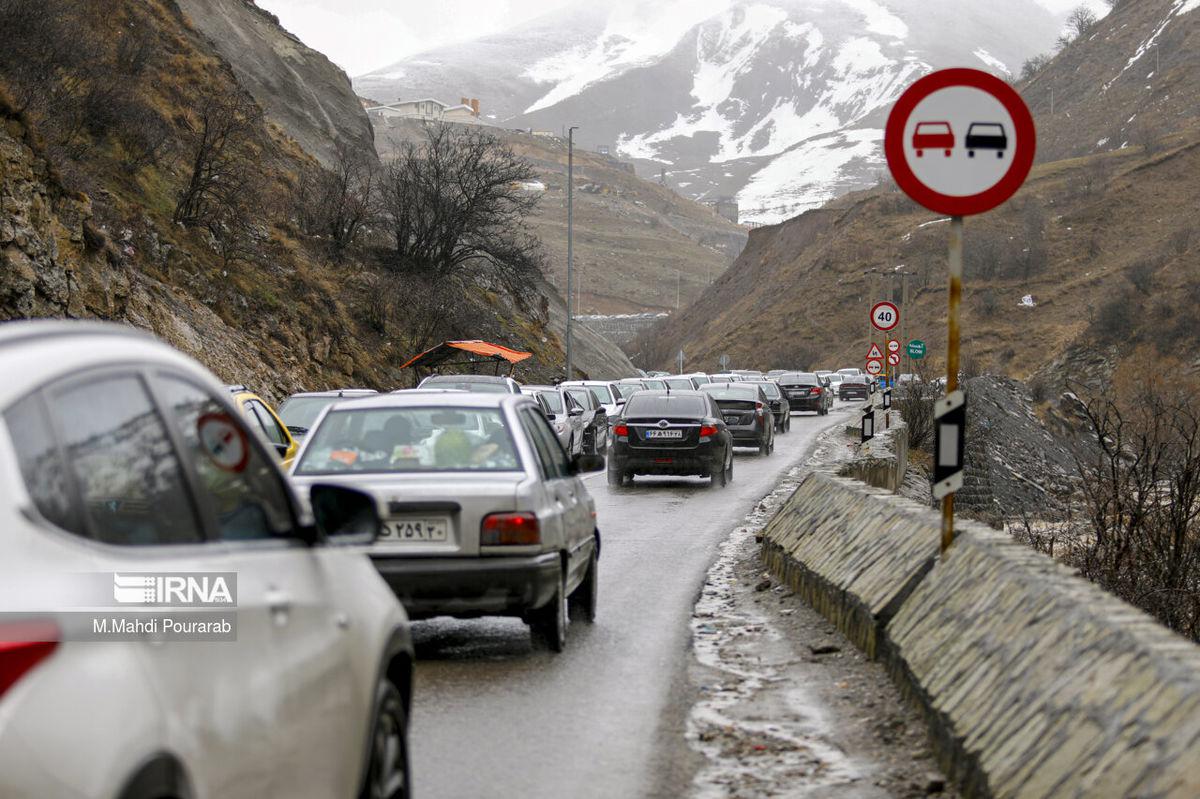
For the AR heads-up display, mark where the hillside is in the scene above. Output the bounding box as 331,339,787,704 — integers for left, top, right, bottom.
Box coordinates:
356,0,1061,224
373,119,747,315
0,0,633,403
634,0,1200,378
175,0,377,166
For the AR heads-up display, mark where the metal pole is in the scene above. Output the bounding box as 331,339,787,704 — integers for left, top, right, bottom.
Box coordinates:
942,216,964,553
566,126,578,379
902,272,910,379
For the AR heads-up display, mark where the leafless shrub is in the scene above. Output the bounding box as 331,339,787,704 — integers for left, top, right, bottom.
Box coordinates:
1020,53,1052,81
897,361,940,450
980,288,1000,317
1059,390,1200,641
1092,289,1138,341
1126,257,1157,295
378,124,544,280
295,141,378,259
1132,125,1163,157
1168,228,1192,256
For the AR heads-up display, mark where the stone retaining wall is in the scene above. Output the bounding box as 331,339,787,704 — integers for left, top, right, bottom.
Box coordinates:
838,409,908,492
760,468,1200,797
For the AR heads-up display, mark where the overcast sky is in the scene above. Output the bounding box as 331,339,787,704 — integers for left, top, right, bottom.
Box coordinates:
259,0,575,76
259,0,1107,78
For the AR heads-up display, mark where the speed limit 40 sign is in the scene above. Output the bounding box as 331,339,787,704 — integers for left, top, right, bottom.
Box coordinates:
871,301,899,332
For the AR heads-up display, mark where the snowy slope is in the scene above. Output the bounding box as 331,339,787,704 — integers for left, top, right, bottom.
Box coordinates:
357,0,1061,223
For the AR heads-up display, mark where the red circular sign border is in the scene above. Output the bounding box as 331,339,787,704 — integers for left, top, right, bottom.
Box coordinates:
885,68,1036,217
871,301,900,332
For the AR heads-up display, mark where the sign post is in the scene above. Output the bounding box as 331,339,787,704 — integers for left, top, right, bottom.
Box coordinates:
885,68,1035,553
907,339,927,360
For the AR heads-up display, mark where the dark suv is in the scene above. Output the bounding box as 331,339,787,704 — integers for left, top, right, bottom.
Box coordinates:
608,391,733,487
778,372,831,415
699,384,775,455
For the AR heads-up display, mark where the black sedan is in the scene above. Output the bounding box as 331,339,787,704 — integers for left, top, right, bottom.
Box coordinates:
778,372,832,415
699,383,775,455
839,375,872,401
608,391,733,487
741,379,792,432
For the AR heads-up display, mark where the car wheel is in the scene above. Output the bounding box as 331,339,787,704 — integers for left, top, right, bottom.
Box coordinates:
569,537,599,623
361,676,410,799
607,466,623,487
759,438,769,456
530,567,568,652
710,460,726,488
725,451,734,484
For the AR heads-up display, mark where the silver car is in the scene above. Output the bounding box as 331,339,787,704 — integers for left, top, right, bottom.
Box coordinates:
290,392,604,652
523,385,585,456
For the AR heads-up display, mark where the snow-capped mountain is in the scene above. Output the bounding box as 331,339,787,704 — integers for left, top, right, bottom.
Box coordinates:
356,0,1062,223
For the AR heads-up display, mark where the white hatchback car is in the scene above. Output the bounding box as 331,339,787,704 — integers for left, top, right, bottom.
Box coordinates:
0,321,413,799
290,392,604,652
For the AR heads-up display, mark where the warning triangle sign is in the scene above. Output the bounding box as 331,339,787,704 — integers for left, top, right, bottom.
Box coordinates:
866,343,883,359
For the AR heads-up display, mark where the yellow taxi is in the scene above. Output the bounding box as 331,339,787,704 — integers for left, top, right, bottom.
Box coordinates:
225,385,299,469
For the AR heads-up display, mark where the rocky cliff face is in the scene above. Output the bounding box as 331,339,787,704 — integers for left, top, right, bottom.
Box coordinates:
175,0,376,166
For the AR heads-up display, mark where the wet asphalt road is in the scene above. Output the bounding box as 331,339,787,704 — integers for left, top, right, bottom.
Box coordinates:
409,402,858,799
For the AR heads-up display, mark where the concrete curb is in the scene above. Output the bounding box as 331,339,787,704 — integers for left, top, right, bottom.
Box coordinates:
760,449,1200,797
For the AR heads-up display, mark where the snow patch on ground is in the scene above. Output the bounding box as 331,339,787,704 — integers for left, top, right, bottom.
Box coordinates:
839,0,908,38
972,48,1011,76
523,0,734,113
737,128,883,224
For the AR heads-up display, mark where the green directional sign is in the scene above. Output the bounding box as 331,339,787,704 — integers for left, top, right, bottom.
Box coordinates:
907,339,927,359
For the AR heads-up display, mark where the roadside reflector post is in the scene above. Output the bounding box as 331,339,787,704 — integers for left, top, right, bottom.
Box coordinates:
941,216,964,552
861,406,875,443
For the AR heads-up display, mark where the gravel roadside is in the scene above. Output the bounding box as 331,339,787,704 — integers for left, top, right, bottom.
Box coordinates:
685,422,956,799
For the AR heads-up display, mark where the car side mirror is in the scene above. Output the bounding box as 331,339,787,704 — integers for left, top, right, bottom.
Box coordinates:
571,453,606,474
286,425,308,437
310,484,380,545
273,442,290,459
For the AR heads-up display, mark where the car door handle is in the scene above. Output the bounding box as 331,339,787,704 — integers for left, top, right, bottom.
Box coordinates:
266,588,292,626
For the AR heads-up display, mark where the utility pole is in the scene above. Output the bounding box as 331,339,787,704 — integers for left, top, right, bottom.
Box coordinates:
565,126,578,380
676,270,681,310
902,271,910,377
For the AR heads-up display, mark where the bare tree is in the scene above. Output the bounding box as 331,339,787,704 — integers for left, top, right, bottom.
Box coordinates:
1067,6,1099,38
173,86,265,230
377,124,544,279
296,141,378,258
1020,53,1051,81
897,361,941,450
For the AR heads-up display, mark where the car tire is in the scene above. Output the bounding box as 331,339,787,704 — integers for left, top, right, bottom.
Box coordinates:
530,567,568,652
569,538,599,623
607,466,623,487
361,676,411,799
725,452,734,484
710,460,727,488
759,439,769,456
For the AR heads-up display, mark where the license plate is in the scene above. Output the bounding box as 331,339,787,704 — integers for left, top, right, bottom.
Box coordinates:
645,429,683,439
380,518,449,542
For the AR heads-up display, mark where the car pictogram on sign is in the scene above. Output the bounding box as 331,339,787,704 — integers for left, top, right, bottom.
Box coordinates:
966,123,1007,158
912,121,954,158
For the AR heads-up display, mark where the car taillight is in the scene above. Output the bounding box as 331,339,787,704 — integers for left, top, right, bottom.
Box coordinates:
700,425,718,437
811,387,822,395
0,621,59,698
613,424,629,437
756,402,764,416
481,512,540,545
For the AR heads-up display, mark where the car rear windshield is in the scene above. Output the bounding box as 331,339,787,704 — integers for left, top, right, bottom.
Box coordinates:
701,386,759,401
535,391,564,413
642,380,667,390
624,394,707,417
780,373,818,385
296,407,521,474
664,378,693,391
616,383,640,399
843,376,868,384
423,381,510,394
758,383,781,398
279,396,336,430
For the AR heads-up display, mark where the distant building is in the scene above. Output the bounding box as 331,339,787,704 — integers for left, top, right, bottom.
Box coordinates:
365,96,489,126
596,144,611,156
704,196,739,224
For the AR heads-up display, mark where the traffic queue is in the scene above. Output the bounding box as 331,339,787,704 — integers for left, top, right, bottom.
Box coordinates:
0,320,867,799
